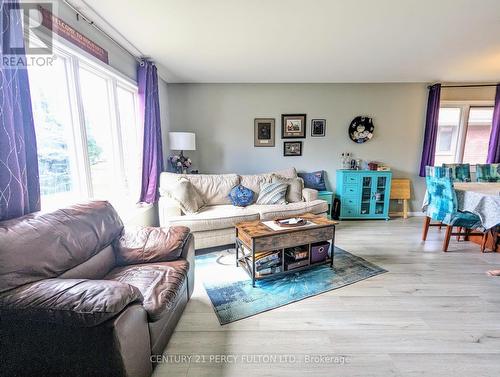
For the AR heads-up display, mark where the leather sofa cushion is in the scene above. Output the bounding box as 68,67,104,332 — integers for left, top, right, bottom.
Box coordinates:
0,279,143,327
160,172,240,205
113,226,191,266
105,261,189,322
0,201,124,294
165,205,260,232
254,200,329,221
58,245,116,280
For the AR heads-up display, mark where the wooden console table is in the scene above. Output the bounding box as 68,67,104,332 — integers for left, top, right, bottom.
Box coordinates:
235,213,337,287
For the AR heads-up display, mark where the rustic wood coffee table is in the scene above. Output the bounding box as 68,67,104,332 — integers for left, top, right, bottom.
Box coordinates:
235,213,337,286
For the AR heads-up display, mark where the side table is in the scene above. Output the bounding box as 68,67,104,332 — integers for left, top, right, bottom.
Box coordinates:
318,190,334,219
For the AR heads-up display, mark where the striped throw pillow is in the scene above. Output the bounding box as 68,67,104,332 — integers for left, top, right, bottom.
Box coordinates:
256,182,288,205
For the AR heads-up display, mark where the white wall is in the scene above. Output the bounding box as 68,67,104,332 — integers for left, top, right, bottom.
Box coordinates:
46,1,170,225
165,83,428,212
51,0,136,79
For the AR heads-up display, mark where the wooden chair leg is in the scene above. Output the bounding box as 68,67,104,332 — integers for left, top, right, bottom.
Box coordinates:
456,227,462,241
422,216,431,241
481,231,489,253
443,225,453,252
464,228,471,241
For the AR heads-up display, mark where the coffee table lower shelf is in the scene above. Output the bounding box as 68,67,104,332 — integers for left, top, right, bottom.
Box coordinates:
235,236,335,287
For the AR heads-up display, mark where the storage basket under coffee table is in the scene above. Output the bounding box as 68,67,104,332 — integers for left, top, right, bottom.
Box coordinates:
235,213,337,287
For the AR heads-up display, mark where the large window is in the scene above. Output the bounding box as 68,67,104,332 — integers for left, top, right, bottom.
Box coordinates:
28,43,141,211
434,103,494,166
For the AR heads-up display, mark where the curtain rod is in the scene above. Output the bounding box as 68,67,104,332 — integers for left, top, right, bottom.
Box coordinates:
428,83,498,89
63,0,144,63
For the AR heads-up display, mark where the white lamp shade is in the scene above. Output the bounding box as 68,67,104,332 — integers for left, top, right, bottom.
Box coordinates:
169,132,196,151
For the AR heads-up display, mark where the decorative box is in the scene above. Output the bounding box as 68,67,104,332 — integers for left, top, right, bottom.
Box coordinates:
311,241,330,263
285,259,309,271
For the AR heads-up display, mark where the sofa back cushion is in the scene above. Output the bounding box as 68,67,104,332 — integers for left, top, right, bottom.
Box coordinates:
58,245,116,280
0,201,123,294
113,226,191,266
240,167,297,195
160,172,240,205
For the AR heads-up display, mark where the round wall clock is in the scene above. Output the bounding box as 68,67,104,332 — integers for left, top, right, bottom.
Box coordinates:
349,116,374,143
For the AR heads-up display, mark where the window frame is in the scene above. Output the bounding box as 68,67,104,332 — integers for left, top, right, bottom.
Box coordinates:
28,35,141,208
437,100,494,167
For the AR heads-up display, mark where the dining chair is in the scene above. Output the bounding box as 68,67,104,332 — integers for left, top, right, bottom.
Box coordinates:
442,163,472,182
475,164,500,182
422,166,486,252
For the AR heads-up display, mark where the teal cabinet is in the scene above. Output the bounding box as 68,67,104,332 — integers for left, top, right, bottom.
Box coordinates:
336,170,392,220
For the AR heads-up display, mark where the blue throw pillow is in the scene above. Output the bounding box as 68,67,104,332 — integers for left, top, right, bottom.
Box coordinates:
229,185,254,207
298,171,327,191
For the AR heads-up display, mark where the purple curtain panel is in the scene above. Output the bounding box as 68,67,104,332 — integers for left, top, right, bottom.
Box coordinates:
0,0,41,221
486,84,500,163
138,60,164,203
419,84,441,177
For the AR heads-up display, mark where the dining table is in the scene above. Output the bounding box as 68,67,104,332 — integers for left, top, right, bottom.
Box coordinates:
453,182,500,230
422,181,500,251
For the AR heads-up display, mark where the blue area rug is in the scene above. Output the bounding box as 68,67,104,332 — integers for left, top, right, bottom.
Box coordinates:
196,247,386,325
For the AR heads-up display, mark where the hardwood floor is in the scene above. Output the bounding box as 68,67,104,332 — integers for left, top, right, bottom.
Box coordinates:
153,217,500,377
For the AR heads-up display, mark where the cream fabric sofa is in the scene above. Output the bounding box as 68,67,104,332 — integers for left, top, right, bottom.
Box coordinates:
158,168,329,249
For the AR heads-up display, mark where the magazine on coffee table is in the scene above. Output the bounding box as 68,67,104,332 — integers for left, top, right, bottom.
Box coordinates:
262,219,315,232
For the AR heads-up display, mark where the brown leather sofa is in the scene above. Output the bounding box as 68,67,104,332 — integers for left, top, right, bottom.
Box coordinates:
0,201,195,377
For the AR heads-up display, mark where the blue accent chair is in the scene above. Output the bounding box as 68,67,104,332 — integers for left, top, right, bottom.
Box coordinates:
442,163,471,182
423,166,486,251
476,164,500,182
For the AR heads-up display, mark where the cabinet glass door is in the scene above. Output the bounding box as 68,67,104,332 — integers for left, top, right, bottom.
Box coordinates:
374,176,387,215
360,176,373,215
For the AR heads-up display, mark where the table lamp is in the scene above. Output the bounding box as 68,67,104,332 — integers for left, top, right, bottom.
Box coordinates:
168,132,196,173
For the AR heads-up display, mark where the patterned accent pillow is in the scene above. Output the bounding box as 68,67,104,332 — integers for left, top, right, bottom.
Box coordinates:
271,174,304,203
228,185,254,207
163,178,205,214
298,171,327,191
256,182,288,205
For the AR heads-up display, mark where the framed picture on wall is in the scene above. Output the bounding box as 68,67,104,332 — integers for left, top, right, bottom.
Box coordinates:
281,114,306,138
283,141,303,156
311,119,326,137
254,118,275,147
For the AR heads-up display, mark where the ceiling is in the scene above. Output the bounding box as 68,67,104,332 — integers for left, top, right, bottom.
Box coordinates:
79,0,500,83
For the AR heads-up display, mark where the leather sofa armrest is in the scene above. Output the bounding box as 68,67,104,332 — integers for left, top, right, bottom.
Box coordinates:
0,279,143,327
302,188,319,202
113,226,191,266
179,233,195,298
